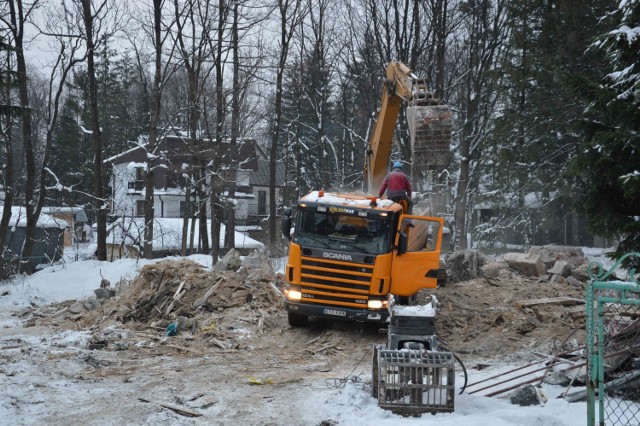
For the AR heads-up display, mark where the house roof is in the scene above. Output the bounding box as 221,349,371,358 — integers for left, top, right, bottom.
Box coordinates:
104,136,260,171
41,206,88,222
249,160,290,187
0,206,69,229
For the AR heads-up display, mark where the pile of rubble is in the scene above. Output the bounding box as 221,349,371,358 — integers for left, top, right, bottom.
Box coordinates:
444,245,593,285
438,244,640,404
435,245,595,358
62,249,284,349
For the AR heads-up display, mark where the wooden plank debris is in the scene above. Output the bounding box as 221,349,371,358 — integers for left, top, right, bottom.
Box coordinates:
561,306,586,320
514,297,584,309
138,397,203,417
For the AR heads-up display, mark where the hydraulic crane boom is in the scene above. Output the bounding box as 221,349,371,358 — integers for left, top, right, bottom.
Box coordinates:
364,61,434,194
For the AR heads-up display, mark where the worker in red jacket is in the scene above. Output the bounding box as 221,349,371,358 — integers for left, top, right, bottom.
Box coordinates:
379,161,413,213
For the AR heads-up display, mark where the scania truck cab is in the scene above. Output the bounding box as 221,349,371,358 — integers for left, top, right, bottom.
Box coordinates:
281,190,443,326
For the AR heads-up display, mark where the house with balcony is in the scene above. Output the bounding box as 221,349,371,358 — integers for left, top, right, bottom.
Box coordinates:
105,133,290,238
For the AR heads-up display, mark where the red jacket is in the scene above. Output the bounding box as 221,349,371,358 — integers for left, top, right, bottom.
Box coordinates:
379,171,412,198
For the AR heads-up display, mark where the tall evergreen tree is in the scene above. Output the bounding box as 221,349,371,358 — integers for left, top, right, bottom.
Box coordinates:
485,0,611,246
570,0,640,266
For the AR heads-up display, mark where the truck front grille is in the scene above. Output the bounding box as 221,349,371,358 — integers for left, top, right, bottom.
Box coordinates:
300,256,374,307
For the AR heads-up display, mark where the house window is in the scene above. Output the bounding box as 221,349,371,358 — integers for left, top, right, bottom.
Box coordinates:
136,167,145,181
136,200,146,217
258,190,266,216
180,201,187,218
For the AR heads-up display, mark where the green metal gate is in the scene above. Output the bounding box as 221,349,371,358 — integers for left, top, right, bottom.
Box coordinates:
587,252,640,426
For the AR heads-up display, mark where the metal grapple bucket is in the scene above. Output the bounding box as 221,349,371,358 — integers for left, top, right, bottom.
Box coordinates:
373,346,455,415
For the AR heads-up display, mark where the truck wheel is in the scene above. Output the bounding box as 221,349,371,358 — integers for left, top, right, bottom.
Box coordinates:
287,311,308,327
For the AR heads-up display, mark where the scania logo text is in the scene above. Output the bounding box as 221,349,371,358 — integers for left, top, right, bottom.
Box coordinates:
322,252,353,261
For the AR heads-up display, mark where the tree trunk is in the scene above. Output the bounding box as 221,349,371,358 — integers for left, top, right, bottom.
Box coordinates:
181,180,191,256
8,0,37,273
0,13,17,258
81,0,108,261
143,0,165,260
269,0,301,248
225,1,240,252
211,0,226,261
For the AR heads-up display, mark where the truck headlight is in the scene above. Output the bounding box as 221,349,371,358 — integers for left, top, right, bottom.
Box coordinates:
286,288,302,301
368,299,387,309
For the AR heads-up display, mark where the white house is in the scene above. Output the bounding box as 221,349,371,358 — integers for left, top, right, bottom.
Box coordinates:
104,134,290,233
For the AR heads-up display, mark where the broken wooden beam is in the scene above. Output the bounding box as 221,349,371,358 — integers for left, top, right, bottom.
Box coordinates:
138,397,203,417
514,297,584,309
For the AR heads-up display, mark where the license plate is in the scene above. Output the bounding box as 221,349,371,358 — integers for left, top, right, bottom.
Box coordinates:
323,308,346,317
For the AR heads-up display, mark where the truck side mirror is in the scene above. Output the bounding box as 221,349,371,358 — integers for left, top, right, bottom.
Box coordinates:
281,207,292,239
397,231,408,255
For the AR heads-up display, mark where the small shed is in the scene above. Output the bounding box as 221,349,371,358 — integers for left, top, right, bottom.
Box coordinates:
0,206,68,274
41,206,89,246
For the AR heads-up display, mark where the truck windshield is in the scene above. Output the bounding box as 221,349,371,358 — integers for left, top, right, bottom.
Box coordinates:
293,210,392,255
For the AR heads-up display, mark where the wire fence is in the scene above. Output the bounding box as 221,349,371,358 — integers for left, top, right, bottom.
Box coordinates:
586,252,640,426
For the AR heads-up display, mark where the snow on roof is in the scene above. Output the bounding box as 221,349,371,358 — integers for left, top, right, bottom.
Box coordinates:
103,140,146,163
107,217,264,251
0,206,69,229
235,225,262,232
41,206,89,224
221,191,256,199
302,191,396,209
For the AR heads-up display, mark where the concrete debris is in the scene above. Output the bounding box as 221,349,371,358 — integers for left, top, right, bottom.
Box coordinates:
480,261,510,279
503,252,546,277
445,250,485,283
241,250,269,269
547,260,572,277
69,302,87,314
83,297,100,311
566,276,583,288
543,371,572,386
213,248,242,272
527,245,586,269
509,384,541,406
94,288,113,300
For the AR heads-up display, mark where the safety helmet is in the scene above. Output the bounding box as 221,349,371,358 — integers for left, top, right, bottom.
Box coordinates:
393,161,403,170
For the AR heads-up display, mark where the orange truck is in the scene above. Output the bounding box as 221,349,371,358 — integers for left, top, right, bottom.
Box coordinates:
281,190,443,326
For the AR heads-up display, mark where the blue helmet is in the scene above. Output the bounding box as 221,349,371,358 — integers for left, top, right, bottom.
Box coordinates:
393,161,403,170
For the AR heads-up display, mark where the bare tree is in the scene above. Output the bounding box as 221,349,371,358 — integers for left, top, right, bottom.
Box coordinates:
71,0,125,261
3,0,38,272
222,0,264,252
0,29,19,259
3,0,86,272
268,0,305,249
224,0,240,251
451,0,509,249
173,0,217,256
209,0,227,261
136,0,176,259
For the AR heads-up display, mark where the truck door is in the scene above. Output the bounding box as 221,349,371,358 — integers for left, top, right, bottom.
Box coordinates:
390,215,444,296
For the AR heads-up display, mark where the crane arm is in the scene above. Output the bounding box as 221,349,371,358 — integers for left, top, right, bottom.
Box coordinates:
364,61,416,195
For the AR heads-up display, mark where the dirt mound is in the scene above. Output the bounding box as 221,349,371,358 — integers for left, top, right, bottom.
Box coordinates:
431,273,586,362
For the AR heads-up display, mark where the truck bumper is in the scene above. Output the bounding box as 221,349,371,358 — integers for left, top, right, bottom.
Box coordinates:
285,301,389,323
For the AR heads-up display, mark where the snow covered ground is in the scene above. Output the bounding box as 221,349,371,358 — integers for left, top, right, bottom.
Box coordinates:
0,246,612,425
